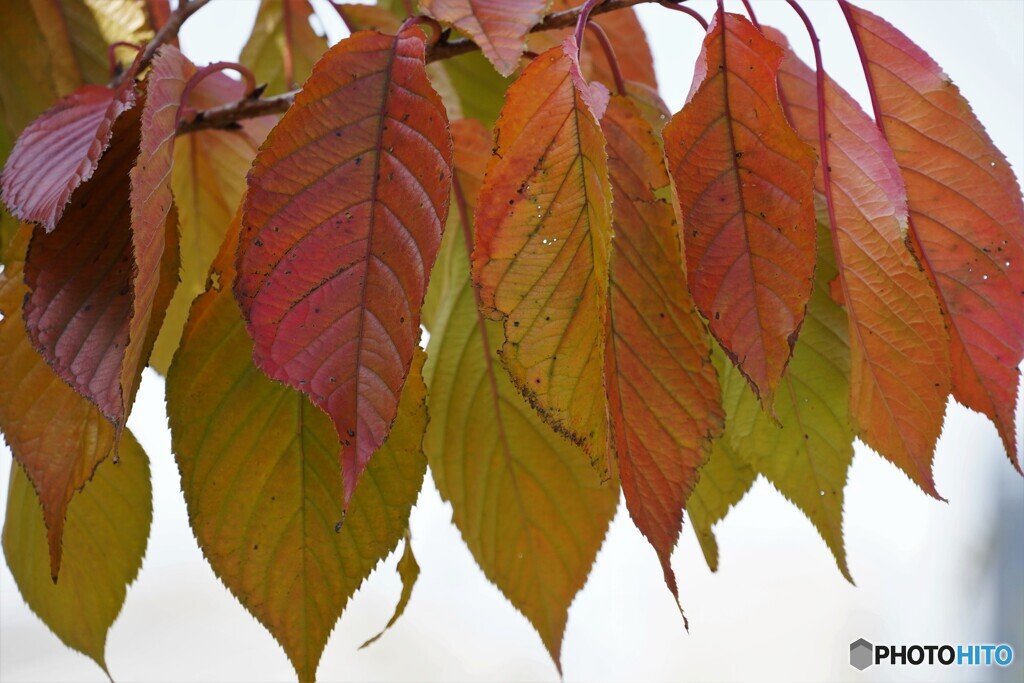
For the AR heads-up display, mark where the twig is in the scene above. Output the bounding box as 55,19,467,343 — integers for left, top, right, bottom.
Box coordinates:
116,0,212,86
179,0,664,134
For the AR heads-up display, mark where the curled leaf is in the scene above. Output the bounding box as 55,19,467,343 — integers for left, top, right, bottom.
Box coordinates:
360,533,419,649
23,59,181,435
1,79,136,231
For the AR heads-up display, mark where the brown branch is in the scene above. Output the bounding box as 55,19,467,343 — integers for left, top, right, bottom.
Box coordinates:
116,0,212,86
179,0,680,134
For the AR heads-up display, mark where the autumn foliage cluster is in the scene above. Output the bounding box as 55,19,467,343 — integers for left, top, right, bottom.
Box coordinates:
0,0,1021,679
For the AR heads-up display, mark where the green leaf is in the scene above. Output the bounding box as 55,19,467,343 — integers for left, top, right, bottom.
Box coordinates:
241,0,327,94
715,222,855,581
424,119,618,670
167,215,428,681
2,430,152,677
686,438,755,572
360,533,420,649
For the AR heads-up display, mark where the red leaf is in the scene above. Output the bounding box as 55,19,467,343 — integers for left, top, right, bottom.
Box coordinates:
603,94,723,605
235,29,453,503
1,74,137,231
127,45,196,388
23,55,183,433
0,228,115,579
421,0,550,77
770,29,951,495
663,11,817,409
843,2,1024,466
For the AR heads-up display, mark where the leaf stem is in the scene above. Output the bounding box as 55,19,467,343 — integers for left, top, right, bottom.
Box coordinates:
574,0,608,58
658,1,708,31
782,0,842,274
107,41,142,79
740,0,759,25
585,22,627,95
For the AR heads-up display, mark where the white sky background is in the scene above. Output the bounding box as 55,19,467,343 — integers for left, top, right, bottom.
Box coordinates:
2,1,1023,681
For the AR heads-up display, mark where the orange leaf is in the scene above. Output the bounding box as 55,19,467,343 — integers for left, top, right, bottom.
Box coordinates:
663,11,817,409
771,29,951,495
843,2,1024,468
603,94,723,604
422,0,550,77
473,39,613,471
235,29,453,503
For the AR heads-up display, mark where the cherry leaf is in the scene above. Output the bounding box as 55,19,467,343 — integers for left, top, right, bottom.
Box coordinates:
663,11,817,409
235,29,453,503
169,213,428,681
1,79,136,231
0,229,115,579
426,119,617,669
771,29,951,495
715,223,856,580
472,38,614,472
603,94,723,604
2,432,151,677
843,2,1024,467
23,54,182,435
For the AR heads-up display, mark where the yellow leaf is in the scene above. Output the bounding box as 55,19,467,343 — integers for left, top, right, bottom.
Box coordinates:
167,214,427,681
2,430,152,677
241,0,327,94
426,119,617,670
472,40,614,474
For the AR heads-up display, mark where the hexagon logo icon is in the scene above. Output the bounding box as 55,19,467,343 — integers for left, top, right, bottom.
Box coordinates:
850,639,874,670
